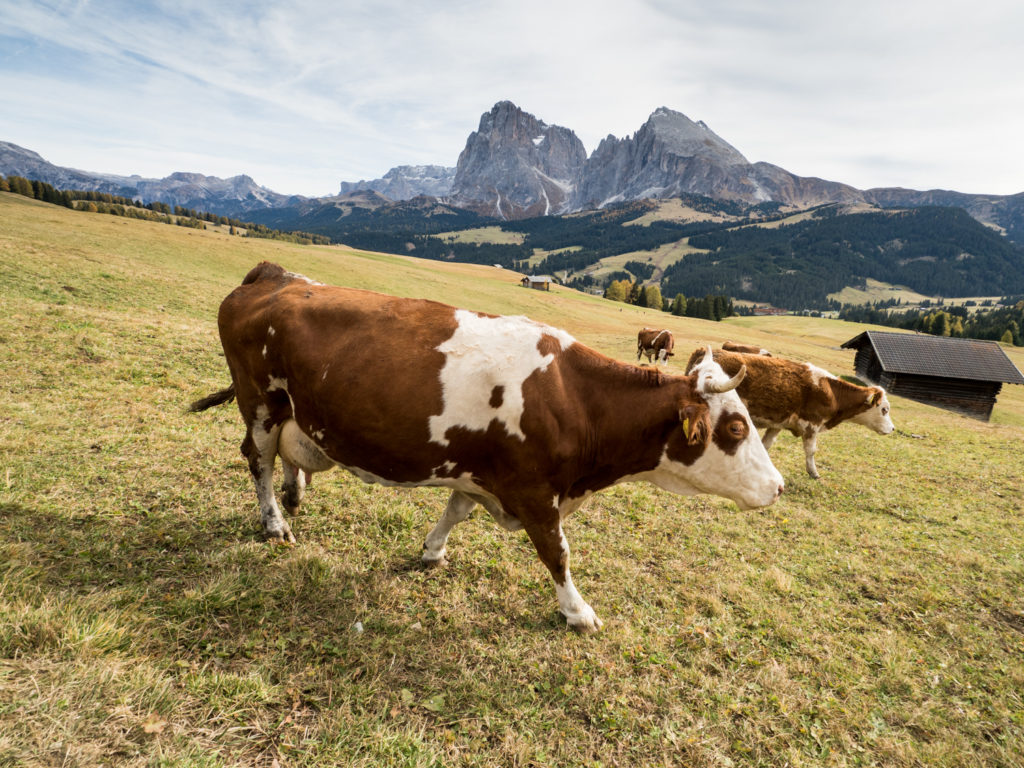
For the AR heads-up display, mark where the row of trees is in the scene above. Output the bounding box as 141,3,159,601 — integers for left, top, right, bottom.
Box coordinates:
1,174,329,245
838,299,1024,345
603,278,735,321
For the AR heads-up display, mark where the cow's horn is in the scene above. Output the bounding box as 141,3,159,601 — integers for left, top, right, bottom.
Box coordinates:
705,364,746,393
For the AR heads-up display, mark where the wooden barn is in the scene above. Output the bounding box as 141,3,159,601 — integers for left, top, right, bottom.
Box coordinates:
841,330,1024,421
521,275,553,291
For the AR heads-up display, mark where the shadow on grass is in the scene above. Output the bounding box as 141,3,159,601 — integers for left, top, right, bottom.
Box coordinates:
0,501,554,675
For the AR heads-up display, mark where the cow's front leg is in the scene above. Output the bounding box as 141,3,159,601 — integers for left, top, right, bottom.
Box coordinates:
241,424,294,543
422,491,476,566
802,430,821,479
761,427,782,451
523,517,602,633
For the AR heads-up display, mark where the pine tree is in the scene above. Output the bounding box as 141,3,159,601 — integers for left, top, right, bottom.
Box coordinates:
642,284,663,310
671,293,687,316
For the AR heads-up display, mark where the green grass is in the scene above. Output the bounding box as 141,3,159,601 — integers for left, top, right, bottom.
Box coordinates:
2,191,1024,767
435,226,526,246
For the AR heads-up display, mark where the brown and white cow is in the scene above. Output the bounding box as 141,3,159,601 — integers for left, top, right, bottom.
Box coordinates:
722,341,771,356
637,328,675,365
685,348,894,479
192,262,783,632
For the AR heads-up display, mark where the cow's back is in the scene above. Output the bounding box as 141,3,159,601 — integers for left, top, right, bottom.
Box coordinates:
688,349,834,428
216,264,583,483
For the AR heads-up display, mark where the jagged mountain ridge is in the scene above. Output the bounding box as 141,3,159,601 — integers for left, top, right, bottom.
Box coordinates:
0,141,303,217
447,101,588,219
334,102,1021,237
338,164,455,201
4,100,1023,238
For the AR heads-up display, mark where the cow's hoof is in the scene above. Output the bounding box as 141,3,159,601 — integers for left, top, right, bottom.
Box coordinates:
421,556,449,569
266,525,296,545
565,609,604,634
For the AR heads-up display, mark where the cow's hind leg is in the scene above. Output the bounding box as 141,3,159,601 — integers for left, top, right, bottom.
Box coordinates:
761,427,782,451
241,413,294,543
281,462,307,516
422,491,476,566
522,515,602,633
802,430,821,479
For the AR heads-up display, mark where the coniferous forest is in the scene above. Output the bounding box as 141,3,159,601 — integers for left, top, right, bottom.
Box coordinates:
6,172,1024,344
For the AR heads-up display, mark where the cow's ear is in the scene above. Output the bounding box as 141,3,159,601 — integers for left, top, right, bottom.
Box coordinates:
867,389,881,406
680,403,711,446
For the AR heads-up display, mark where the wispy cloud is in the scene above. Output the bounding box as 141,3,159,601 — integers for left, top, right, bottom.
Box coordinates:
1,0,1022,195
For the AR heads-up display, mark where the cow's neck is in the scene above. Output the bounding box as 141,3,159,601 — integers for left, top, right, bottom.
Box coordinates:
825,378,872,428
560,348,689,493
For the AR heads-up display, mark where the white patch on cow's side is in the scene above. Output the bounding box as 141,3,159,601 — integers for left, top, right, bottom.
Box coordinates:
267,376,288,392
804,362,835,385
321,363,330,381
262,345,268,358
428,309,575,445
268,326,276,337
313,429,325,440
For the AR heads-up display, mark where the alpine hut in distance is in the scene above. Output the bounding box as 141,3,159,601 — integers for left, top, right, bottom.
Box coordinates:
841,330,1024,421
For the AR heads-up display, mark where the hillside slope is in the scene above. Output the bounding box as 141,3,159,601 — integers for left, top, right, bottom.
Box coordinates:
2,191,1024,766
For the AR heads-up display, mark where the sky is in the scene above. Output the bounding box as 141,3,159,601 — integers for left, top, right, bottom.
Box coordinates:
1,0,1022,198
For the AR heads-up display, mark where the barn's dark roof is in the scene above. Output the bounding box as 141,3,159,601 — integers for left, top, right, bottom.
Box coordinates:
842,330,1024,385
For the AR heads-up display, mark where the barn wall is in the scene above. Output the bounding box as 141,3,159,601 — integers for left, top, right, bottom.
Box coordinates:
888,374,1001,421
852,346,1002,421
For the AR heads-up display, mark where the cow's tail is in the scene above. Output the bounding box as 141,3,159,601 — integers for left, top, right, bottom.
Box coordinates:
189,384,236,412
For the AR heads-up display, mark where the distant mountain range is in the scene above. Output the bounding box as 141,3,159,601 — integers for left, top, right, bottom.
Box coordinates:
0,141,304,218
329,101,1024,242
4,101,1024,308
3,101,1023,237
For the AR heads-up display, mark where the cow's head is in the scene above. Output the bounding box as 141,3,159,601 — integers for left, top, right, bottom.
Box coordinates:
653,347,784,510
849,387,894,435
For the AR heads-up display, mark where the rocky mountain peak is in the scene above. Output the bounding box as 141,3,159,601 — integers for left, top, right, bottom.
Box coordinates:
449,101,587,219
638,107,750,167
338,164,455,201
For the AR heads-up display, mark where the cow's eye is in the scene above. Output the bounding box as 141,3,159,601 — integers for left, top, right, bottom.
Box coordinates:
728,419,748,439
882,407,889,415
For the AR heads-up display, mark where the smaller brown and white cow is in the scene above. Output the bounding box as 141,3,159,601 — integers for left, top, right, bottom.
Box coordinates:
637,328,675,365
722,341,771,356
685,348,894,478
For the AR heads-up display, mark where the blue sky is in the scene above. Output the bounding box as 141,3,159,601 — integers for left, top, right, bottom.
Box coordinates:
1,0,1022,197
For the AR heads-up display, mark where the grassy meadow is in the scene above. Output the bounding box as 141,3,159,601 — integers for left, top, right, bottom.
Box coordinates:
2,191,1023,767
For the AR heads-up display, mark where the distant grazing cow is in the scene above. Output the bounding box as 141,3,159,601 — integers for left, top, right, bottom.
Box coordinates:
685,348,894,479
637,328,675,365
722,341,772,356
192,262,784,632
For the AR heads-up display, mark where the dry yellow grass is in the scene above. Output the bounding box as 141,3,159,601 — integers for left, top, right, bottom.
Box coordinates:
2,191,1023,767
